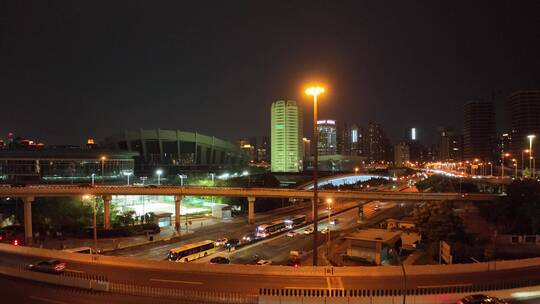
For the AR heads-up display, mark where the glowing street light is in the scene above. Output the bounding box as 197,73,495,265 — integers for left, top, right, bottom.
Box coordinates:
100,156,107,184
326,198,333,257
501,152,510,178
305,84,325,266
522,149,530,178
82,195,97,253
528,135,536,178
123,171,133,185
354,167,359,174
156,169,163,185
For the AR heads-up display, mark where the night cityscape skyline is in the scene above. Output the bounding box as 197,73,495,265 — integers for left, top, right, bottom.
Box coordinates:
2,1,540,145
2,2,540,303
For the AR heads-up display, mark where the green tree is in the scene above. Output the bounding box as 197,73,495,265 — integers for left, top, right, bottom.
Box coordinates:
413,201,468,243
523,167,531,178
476,180,540,234
116,210,136,227
32,197,94,235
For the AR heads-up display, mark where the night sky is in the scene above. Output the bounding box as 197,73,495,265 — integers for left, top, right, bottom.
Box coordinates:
1,1,540,145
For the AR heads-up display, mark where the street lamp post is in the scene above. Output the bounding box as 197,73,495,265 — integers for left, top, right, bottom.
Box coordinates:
83,195,98,254
528,135,536,178
390,248,406,304
522,149,530,178
178,174,187,186
100,156,107,184
156,169,163,185
501,152,510,178
91,173,95,186
123,172,133,186
306,85,325,266
326,198,333,258
488,162,493,177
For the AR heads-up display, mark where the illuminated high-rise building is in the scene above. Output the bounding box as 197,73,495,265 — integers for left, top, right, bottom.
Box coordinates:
317,120,337,155
338,123,363,156
270,100,303,172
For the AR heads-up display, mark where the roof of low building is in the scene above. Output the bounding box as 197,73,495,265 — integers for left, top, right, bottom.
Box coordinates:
346,228,401,243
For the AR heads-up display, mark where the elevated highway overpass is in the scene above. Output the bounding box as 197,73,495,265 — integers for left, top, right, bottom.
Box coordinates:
0,244,539,303
0,185,502,244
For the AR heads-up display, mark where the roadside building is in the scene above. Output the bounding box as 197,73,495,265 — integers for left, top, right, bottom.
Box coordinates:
105,128,246,175
345,228,402,265
0,148,137,183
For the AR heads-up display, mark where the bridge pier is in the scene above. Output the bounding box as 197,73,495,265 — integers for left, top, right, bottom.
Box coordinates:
248,196,255,224
103,195,112,230
23,196,34,245
175,195,182,233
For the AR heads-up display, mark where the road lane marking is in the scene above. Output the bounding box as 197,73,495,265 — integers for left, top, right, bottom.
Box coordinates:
28,296,68,304
150,278,203,285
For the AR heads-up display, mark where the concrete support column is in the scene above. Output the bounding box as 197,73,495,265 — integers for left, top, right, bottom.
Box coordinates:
23,196,34,245
175,195,182,233
103,195,112,230
248,196,255,224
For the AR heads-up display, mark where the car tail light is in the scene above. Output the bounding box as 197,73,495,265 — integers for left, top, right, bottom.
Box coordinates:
54,263,66,271
12,239,19,246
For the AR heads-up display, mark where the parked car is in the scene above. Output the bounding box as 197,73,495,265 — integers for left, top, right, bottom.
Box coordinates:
214,238,228,246
329,218,339,225
457,294,508,304
321,227,329,234
286,231,297,237
27,259,66,274
210,256,230,264
256,259,272,266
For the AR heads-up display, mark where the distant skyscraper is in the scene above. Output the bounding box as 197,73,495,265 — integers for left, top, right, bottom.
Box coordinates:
364,121,392,162
302,137,311,159
438,127,462,162
317,120,337,155
338,123,362,156
394,141,410,167
508,90,540,160
257,136,270,163
405,127,418,142
239,138,256,162
270,100,303,172
463,100,496,161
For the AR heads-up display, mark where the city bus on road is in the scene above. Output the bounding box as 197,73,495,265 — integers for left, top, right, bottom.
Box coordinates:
167,240,217,262
284,214,306,229
257,220,286,238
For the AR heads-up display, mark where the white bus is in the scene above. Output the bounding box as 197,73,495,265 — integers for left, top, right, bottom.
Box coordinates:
284,214,306,229
167,240,217,262
257,220,286,238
